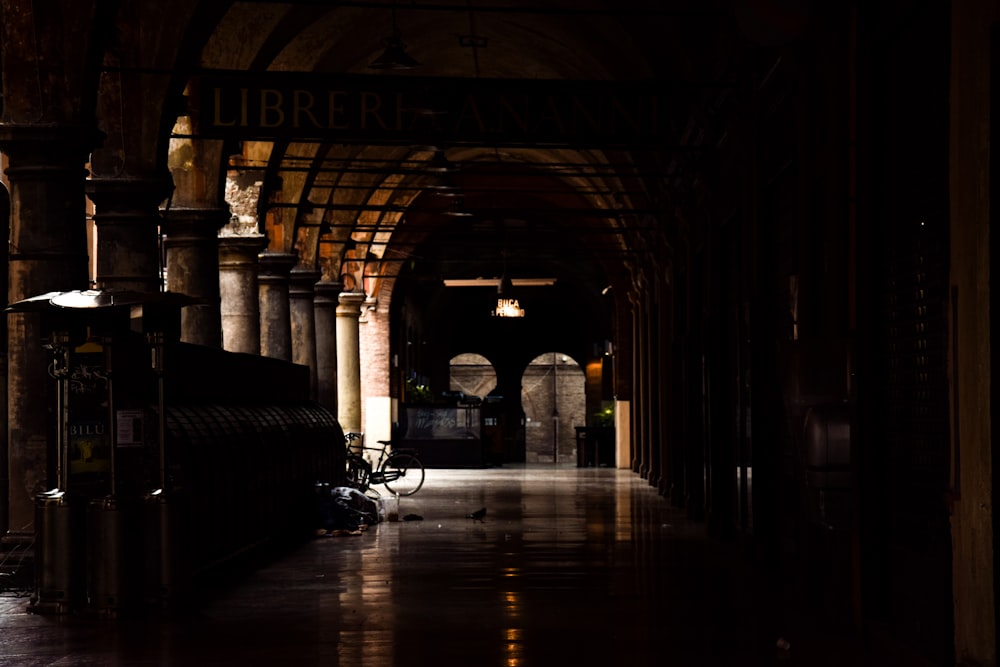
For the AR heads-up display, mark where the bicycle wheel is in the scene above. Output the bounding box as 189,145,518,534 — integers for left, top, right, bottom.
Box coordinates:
381,453,425,496
345,454,371,493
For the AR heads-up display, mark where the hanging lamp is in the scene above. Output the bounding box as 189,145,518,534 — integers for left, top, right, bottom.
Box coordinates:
369,2,420,70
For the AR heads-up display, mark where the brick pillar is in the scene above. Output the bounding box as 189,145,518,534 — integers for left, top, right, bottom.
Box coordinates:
161,207,228,347
336,292,365,434
218,234,267,355
0,125,95,540
87,177,173,293
314,281,341,412
258,251,297,361
289,266,321,400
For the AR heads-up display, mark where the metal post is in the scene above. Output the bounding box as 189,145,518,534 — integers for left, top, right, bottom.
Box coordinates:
552,352,559,463
104,337,116,497
45,331,71,490
148,332,166,489
32,329,83,615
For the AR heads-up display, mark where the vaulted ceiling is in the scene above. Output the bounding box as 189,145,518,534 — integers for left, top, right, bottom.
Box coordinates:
161,0,751,291
4,0,788,358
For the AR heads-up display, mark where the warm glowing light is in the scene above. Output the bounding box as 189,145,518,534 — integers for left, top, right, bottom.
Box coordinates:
502,578,524,667
503,591,521,612
492,298,525,318
503,590,522,617
503,626,524,667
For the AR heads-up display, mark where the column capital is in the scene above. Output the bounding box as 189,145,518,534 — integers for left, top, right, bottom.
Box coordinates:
0,124,101,165
289,266,322,298
258,251,298,281
160,206,231,240
86,175,174,210
218,234,268,266
337,291,366,315
314,281,344,305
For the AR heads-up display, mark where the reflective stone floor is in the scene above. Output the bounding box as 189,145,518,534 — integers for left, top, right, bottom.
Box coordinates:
1,465,885,666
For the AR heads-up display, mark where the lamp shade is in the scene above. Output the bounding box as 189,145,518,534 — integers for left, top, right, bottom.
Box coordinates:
369,35,420,70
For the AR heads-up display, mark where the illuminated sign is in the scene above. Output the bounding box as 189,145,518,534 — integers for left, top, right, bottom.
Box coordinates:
492,298,525,318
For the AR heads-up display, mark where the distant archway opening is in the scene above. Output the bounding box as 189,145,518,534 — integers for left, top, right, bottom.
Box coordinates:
521,353,585,464
449,353,496,401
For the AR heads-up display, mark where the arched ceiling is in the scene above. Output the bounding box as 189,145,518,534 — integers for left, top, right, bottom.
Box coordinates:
0,0,770,396
149,0,748,353
174,0,744,288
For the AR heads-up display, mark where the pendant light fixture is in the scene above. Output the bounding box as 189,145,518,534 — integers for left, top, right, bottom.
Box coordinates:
492,249,525,318
369,1,420,70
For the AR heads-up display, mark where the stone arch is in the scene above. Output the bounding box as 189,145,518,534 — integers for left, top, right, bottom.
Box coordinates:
521,352,585,464
449,352,497,401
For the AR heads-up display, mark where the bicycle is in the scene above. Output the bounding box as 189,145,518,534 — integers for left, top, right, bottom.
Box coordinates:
344,433,425,497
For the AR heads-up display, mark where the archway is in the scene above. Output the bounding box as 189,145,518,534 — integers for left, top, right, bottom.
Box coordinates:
521,353,585,464
449,352,496,401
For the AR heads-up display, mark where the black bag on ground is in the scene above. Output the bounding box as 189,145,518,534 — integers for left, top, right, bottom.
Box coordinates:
317,485,379,531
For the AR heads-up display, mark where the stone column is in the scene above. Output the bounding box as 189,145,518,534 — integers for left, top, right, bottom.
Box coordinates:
289,266,321,400
629,285,647,476
0,184,8,537
218,234,267,355
0,125,96,540
86,177,172,293
258,251,298,361
336,292,366,434
657,271,673,498
161,207,228,347
313,281,341,412
646,276,661,491
640,276,653,481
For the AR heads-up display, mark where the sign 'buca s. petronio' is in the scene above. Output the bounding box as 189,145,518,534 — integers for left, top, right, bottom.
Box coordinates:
191,70,676,149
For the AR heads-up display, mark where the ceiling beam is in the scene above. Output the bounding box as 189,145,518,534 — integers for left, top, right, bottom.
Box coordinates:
231,1,723,19
274,202,652,217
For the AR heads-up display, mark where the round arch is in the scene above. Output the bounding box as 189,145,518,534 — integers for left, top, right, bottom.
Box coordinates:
449,352,497,402
521,352,586,464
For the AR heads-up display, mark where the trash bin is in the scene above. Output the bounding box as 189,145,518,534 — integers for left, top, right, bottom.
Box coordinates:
575,427,590,467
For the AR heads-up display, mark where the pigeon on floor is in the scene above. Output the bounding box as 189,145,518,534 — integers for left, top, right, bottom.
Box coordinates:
466,507,487,522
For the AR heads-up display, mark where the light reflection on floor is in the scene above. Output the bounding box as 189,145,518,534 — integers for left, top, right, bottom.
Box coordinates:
0,464,881,666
